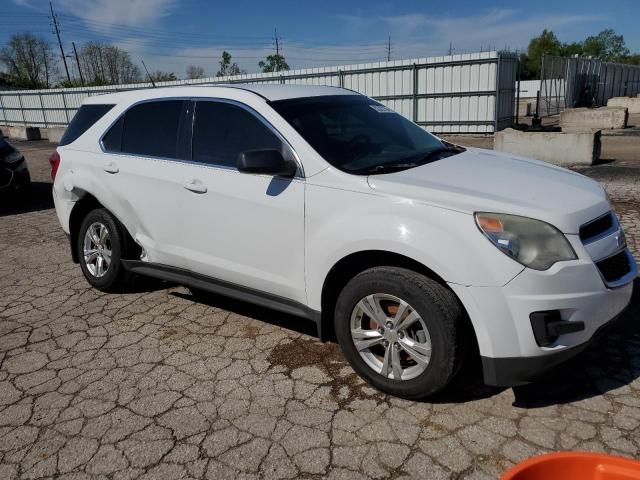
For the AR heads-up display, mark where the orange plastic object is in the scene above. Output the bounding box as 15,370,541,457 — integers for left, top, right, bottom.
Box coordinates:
501,452,640,480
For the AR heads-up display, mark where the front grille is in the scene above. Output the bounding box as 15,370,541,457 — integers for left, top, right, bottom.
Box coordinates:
580,212,614,243
596,250,632,283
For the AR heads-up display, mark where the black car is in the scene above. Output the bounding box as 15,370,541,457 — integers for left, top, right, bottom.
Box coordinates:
0,137,31,194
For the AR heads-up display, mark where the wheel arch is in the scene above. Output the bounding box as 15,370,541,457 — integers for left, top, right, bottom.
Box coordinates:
68,193,140,263
319,250,477,348
68,193,103,263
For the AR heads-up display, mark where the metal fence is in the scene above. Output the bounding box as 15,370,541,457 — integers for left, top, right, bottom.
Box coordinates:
538,55,640,117
0,50,518,134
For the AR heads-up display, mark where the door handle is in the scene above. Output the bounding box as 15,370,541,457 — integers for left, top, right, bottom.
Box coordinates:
103,162,119,174
183,179,207,194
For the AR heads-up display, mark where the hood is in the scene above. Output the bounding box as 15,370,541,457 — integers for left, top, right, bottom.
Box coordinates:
367,148,609,234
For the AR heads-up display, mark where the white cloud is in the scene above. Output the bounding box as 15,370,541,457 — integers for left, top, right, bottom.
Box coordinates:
60,0,176,28
12,0,176,28
342,9,605,54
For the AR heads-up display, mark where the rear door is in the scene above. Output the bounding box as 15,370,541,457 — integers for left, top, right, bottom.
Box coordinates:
99,99,191,268
178,99,306,303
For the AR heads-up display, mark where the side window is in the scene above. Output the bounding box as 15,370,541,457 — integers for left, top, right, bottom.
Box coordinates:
192,101,282,168
113,100,187,159
59,104,114,146
102,116,123,152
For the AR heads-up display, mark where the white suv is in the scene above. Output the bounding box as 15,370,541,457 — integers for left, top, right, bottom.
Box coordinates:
52,85,636,399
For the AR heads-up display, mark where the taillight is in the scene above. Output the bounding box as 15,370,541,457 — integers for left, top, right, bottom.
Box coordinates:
49,151,60,181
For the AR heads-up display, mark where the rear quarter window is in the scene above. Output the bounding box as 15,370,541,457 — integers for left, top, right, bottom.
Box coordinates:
59,104,114,146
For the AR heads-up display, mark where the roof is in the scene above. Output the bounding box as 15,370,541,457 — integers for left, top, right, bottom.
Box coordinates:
220,84,357,101
83,84,357,105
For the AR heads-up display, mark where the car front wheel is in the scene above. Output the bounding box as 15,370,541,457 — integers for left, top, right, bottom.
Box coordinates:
334,266,464,400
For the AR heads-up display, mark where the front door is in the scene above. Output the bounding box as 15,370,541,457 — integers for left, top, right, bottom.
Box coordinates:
179,100,306,304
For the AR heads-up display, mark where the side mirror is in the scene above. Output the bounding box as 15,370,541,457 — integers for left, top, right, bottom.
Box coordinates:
237,149,297,177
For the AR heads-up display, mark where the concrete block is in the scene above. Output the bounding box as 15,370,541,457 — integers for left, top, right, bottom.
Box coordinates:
607,96,640,114
7,126,41,140
46,127,66,143
560,107,627,131
494,128,601,166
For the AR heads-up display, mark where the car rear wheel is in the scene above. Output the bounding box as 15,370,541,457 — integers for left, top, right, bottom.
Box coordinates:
334,266,464,399
77,208,132,292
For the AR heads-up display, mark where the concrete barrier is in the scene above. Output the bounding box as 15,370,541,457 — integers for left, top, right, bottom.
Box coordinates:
607,96,640,114
560,107,627,131
494,128,601,166
46,127,66,143
7,126,41,141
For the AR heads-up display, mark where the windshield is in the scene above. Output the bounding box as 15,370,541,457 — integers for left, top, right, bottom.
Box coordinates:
270,95,455,174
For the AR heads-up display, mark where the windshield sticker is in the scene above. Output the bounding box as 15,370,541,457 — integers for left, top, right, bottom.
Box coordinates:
369,104,395,113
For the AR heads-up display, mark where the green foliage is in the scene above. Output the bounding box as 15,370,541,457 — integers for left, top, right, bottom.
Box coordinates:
519,28,638,79
216,51,245,77
258,54,289,73
582,29,630,60
149,71,178,82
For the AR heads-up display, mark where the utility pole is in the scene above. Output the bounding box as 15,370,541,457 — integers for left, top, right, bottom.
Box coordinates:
273,28,282,72
50,1,71,82
142,60,156,87
72,42,85,86
387,36,391,62
448,42,453,56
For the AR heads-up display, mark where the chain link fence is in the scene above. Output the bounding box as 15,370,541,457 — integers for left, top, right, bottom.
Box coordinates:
538,55,640,117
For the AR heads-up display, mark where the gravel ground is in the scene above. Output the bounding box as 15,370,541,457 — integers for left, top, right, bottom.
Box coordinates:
0,136,638,480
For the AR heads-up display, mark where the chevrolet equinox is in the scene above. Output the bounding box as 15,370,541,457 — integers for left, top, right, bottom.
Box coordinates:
52,85,636,399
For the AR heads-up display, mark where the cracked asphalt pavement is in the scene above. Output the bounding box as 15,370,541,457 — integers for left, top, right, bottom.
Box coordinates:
0,137,639,479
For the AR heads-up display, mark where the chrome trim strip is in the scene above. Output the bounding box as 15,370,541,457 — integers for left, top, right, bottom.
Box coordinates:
98,96,305,178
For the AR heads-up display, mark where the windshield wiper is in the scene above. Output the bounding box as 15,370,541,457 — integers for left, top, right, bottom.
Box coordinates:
354,145,463,175
353,163,419,175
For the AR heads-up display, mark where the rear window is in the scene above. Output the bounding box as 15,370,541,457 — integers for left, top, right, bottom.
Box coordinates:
103,100,188,159
59,104,114,146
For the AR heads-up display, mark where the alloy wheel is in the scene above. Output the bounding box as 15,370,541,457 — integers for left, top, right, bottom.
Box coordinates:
83,222,112,278
350,293,432,381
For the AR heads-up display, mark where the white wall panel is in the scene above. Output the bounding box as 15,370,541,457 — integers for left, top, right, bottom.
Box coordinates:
0,51,518,134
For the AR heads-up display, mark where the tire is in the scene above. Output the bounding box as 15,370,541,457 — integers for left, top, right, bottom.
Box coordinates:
334,267,464,400
77,208,133,292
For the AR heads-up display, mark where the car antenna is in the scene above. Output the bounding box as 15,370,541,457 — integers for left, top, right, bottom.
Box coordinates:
141,60,157,88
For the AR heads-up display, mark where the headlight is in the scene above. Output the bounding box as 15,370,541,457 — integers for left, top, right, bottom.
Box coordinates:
5,150,23,164
475,213,577,270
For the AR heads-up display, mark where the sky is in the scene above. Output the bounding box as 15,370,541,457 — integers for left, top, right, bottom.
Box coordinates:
3,0,640,79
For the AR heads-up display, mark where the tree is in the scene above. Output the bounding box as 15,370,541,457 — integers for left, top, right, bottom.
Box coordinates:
80,42,141,85
148,71,177,82
582,29,630,61
0,33,58,88
258,54,289,73
186,64,205,79
216,51,244,77
525,29,562,78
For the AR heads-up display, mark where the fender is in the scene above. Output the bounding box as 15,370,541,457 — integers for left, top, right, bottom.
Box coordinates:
304,182,524,312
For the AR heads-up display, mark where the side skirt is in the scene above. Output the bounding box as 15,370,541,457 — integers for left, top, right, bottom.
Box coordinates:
121,260,323,338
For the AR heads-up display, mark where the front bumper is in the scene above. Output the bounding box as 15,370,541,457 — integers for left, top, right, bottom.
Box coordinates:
0,158,30,192
481,305,627,386
450,248,636,386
